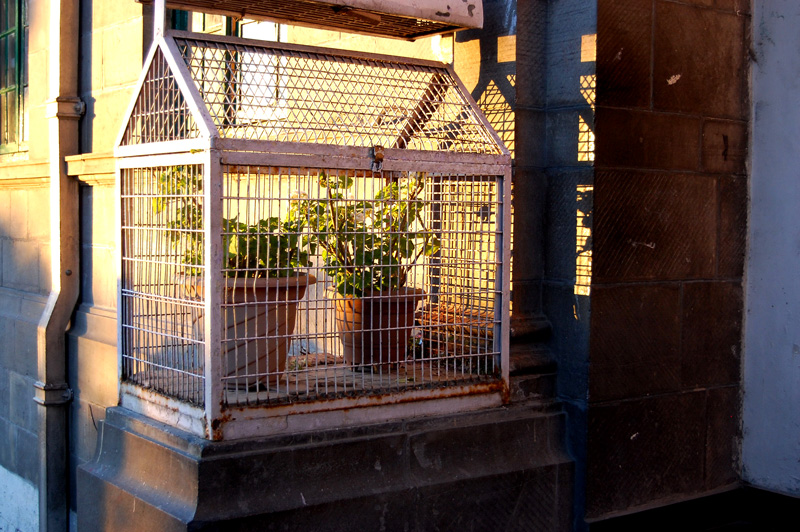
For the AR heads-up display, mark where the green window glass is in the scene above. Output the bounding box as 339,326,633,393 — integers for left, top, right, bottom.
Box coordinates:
0,0,26,152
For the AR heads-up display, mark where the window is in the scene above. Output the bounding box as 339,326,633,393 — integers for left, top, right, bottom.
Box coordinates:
0,0,27,153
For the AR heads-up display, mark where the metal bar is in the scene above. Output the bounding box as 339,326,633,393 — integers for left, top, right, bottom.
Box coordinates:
117,149,208,169
161,35,219,139
204,150,224,436
168,29,453,70
392,72,447,150
446,63,512,158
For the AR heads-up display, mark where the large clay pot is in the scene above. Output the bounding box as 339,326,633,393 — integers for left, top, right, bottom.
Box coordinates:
333,287,425,368
187,274,316,386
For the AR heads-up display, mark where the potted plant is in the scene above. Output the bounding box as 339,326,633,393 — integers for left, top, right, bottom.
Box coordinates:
297,171,439,368
153,166,317,386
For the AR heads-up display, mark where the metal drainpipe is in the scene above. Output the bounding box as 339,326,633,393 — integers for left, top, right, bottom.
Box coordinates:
34,0,82,531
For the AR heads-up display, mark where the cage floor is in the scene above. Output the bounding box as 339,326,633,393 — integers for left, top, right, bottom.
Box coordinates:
222,354,497,405
128,351,497,407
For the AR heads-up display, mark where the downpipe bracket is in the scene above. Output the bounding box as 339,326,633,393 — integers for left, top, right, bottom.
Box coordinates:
33,381,74,406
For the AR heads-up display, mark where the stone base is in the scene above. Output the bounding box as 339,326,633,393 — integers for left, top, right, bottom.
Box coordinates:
78,404,573,531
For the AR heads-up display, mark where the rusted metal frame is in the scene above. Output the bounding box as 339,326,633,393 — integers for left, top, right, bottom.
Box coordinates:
383,146,509,166
214,137,510,166
219,385,505,440
445,63,511,158
204,149,225,439
120,381,206,437
114,139,213,159
168,29,450,71
381,160,507,176
221,151,373,172
392,71,448,150
117,150,209,170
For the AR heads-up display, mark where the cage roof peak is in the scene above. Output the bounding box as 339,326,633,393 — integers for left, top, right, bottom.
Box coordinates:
117,32,506,156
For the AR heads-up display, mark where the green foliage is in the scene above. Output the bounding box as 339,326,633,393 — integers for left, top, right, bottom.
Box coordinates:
152,166,315,278
296,171,440,298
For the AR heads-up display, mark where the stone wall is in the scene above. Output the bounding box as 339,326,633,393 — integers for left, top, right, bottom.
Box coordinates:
0,1,55,529
586,0,748,520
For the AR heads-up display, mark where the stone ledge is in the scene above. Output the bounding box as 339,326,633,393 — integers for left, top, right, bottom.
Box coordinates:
79,403,573,530
0,160,49,189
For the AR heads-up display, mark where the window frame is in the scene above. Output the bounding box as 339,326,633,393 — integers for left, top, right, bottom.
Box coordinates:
0,0,27,154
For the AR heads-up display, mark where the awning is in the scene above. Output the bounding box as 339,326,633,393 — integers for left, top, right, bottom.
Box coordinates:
136,0,484,40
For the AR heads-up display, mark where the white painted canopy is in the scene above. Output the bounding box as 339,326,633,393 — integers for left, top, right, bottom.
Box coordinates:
137,0,483,40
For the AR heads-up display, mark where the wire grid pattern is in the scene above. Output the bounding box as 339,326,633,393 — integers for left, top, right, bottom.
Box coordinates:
217,165,502,406
121,47,200,146
173,36,502,154
120,165,206,404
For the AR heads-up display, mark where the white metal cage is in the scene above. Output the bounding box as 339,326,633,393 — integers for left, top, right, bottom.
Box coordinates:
116,31,511,440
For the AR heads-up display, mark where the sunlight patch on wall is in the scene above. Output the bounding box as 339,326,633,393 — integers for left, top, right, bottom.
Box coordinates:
578,74,595,163
477,77,515,156
575,185,593,296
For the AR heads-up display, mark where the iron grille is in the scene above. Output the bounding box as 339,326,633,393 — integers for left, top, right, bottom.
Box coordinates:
120,164,206,404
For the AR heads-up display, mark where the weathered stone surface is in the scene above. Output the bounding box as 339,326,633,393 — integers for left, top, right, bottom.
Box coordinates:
702,119,748,175
718,174,747,279
589,284,681,401
681,282,743,388
705,386,740,489
653,2,746,119
593,171,717,282
79,405,573,531
595,108,701,171
586,393,706,518
597,0,652,110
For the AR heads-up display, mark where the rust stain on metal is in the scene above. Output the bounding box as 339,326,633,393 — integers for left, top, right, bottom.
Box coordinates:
210,412,234,440
220,380,505,416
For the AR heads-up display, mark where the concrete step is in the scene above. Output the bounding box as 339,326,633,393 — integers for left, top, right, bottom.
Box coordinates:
509,342,559,403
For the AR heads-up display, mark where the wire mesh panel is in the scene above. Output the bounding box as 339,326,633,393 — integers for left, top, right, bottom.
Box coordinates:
120,47,201,145
213,164,503,407
173,35,501,154
120,164,206,404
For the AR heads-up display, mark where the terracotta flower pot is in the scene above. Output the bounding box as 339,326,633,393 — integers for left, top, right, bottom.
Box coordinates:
332,287,425,368
186,273,316,386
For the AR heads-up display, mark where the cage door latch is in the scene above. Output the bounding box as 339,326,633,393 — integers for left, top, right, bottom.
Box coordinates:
371,145,384,173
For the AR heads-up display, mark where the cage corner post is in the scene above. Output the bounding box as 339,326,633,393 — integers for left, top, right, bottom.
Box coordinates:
203,148,225,439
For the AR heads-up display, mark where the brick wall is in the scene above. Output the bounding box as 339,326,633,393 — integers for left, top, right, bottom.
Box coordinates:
586,0,749,518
